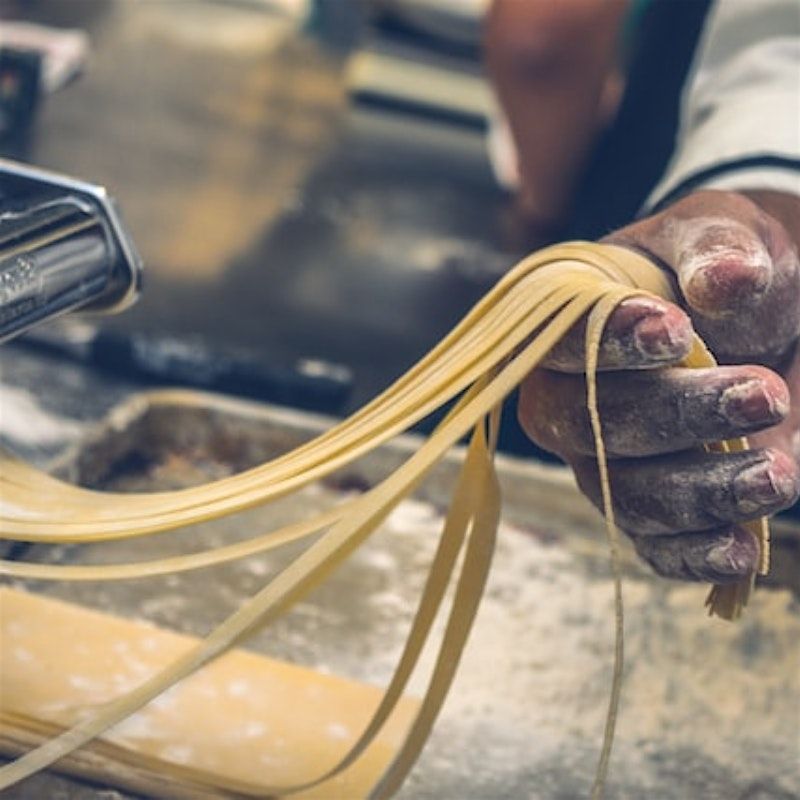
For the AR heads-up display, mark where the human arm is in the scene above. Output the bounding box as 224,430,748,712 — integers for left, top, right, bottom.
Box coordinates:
510,0,800,583
484,0,628,235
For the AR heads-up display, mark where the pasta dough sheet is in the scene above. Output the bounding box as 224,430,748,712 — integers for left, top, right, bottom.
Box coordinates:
0,587,420,799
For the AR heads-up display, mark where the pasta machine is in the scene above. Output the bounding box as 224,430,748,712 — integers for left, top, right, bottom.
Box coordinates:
0,158,142,343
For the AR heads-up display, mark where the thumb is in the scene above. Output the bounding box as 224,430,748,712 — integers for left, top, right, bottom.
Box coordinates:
605,190,800,365
670,216,772,319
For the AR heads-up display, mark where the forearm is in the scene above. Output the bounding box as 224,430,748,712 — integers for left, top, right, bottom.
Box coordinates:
484,0,628,229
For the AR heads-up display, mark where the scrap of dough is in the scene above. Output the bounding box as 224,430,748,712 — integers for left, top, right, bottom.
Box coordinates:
0,587,420,799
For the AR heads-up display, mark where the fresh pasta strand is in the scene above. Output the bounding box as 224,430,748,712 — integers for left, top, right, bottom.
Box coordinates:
0,242,769,799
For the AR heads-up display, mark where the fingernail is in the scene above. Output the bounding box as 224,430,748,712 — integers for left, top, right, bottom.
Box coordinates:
720,379,788,427
634,529,758,583
733,458,796,514
704,529,759,581
632,304,693,361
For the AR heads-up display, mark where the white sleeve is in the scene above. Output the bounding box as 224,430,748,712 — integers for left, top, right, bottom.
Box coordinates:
646,0,800,212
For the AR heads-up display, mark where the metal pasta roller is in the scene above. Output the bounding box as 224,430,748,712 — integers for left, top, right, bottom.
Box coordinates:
0,158,142,343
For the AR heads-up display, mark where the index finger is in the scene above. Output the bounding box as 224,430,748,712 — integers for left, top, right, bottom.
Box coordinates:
541,294,693,373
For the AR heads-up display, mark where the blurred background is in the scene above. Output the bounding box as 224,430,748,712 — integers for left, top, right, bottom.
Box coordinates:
0,0,705,453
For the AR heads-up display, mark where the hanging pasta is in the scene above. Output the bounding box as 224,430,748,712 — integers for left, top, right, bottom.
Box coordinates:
0,242,769,799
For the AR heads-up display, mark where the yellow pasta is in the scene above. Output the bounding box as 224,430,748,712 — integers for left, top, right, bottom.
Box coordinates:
0,242,769,798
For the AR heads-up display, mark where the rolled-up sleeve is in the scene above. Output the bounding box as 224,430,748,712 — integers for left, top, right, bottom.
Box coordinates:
646,0,800,212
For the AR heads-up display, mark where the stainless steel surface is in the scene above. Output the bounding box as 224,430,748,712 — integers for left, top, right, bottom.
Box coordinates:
0,158,143,341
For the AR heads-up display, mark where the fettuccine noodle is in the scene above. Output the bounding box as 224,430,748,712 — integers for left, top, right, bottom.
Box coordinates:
0,242,769,798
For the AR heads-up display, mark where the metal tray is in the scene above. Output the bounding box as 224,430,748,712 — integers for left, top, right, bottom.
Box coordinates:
6,391,800,799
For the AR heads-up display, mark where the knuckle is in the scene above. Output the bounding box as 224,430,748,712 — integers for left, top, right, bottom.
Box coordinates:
518,371,591,456
517,379,564,454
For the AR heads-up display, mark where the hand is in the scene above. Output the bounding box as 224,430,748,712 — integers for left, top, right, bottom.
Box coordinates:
517,190,800,583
